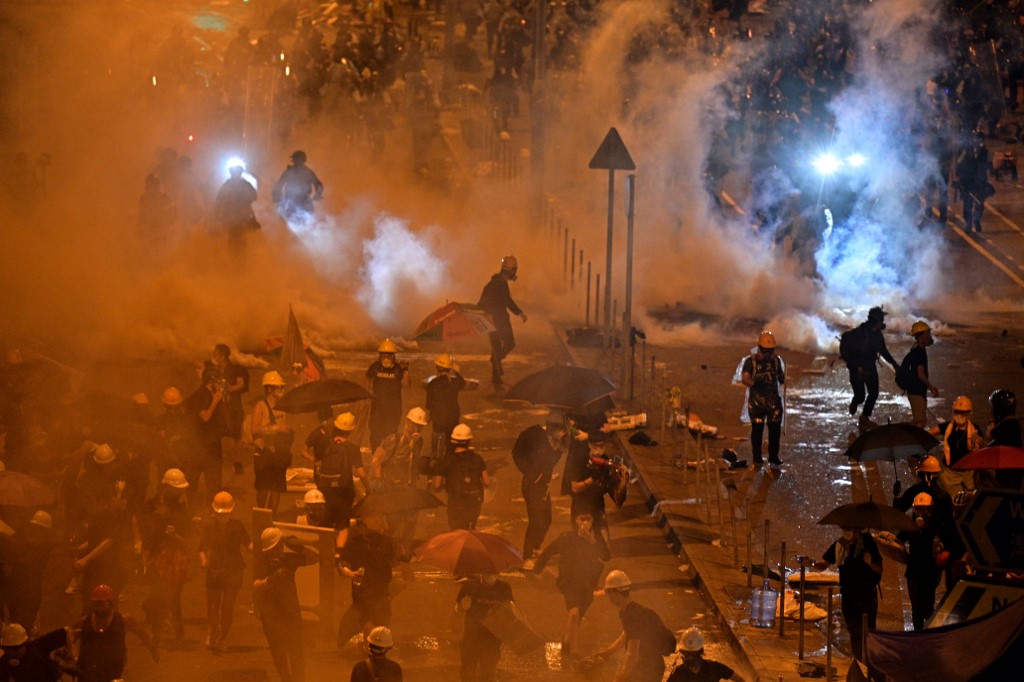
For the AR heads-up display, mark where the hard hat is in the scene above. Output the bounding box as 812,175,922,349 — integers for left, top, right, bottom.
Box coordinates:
867,306,887,322
291,149,307,163
334,412,356,431
303,488,326,505
757,331,777,349
90,584,116,602
434,353,455,370
450,424,473,442
377,338,398,354
917,456,941,474
910,321,931,336
603,569,632,592
406,406,428,426
132,392,150,406
952,395,973,412
92,443,115,465
989,389,1017,419
212,491,235,514
501,255,519,271
161,468,190,489
30,510,53,529
1,623,28,648
262,371,286,387
367,625,394,649
913,492,934,507
679,626,704,653
161,386,183,406
261,527,283,551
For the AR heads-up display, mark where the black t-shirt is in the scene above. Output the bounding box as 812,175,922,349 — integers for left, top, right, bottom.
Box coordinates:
425,374,466,431
254,548,307,622
534,530,608,591
186,386,225,446
199,516,250,582
990,417,1024,447
667,659,735,682
366,361,406,410
0,628,66,681
338,527,395,600
619,601,676,681
823,534,882,599
319,439,362,491
513,425,561,483
350,656,403,682
437,449,486,499
304,426,332,463
904,345,928,396
457,578,513,625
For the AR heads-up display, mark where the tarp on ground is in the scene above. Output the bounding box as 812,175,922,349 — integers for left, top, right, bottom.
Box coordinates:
865,596,1024,682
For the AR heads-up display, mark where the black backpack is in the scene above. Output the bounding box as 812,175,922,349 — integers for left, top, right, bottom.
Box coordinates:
839,325,869,365
895,352,915,391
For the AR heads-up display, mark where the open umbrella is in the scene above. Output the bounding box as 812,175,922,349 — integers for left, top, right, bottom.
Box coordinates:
276,378,373,414
352,486,444,516
72,392,154,428
0,471,55,507
91,423,166,456
0,359,72,403
505,365,616,410
818,498,919,532
843,423,939,462
413,302,495,341
952,445,1024,470
414,529,522,574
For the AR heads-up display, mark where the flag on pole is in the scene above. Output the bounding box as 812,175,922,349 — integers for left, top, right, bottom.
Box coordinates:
281,305,305,370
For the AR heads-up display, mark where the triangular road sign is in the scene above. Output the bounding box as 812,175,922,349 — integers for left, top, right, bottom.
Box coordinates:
589,127,636,171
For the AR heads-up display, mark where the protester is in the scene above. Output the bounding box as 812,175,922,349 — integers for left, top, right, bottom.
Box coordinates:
740,331,785,466
207,343,249,476
199,491,251,653
71,584,158,682
296,488,331,528
251,370,294,513
349,625,403,681
0,622,66,681
272,150,324,223
365,338,411,450
185,366,228,505
434,424,491,531
335,516,396,652
213,163,259,248
138,468,191,645
902,321,940,428
813,527,882,660
319,412,368,549
841,307,900,430
569,430,627,550
370,406,428,559
896,493,949,630
665,627,743,681
939,395,984,498
984,389,1024,489
456,573,513,682
478,255,527,390
425,353,467,470
513,411,567,567
588,570,676,682
4,510,55,632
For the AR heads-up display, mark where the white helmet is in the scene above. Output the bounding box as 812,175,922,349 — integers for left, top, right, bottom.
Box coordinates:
161,468,189,489
367,625,394,649
406,406,428,426
303,489,326,505
30,510,53,529
261,527,283,551
450,424,473,442
92,443,115,464
679,626,704,652
602,569,631,592
1,623,28,647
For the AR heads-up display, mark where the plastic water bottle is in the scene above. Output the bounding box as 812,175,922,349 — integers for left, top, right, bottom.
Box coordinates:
749,577,779,628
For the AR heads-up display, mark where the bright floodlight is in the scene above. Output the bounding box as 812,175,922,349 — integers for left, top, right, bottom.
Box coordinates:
224,156,246,174
812,153,843,176
846,153,867,168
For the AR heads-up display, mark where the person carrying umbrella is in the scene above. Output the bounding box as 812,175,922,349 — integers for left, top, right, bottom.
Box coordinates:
513,412,567,568
425,353,466,472
434,424,492,531
477,255,527,391
319,412,368,550
335,515,396,652
739,331,785,466
456,572,513,682
365,339,411,450
813,526,883,660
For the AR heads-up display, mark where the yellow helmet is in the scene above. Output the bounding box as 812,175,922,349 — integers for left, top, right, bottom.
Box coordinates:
917,456,941,474
334,412,357,431
262,371,286,387
913,492,934,507
161,386,183,406
132,392,150,406
910,321,931,336
501,255,518,272
406,407,428,426
758,331,777,349
434,353,455,370
953,395,973,412
212,491,235,514
377,338,398,354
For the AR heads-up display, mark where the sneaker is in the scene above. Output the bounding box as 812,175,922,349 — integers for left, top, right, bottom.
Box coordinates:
522,558,536,571
768,457,784,467
752,456,765,466
64,577,80,595
848,402,858,416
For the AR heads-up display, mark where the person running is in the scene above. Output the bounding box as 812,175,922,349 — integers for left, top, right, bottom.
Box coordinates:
198,491,251,653
335,516,396,652
514,412,567,567
740,331,785,466
70,584,158,682
841,307,899,430
272,150,323,223
456,573,513,682
478,255,527,390
569,430,627,550
902,321,940,428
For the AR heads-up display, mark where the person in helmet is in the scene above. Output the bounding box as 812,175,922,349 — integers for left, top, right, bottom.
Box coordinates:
939,395,983,496
349,625,403,681
532,512,609,662
894,456,953,517
425,353,467,470
433,424,492,530
569,430,628,550
901,321,940,428
206,343,250,476
842,306,899,430
251,371,294,513
477,255,527,390
295,488,330,527
318,412,369,550
213,163,259,248
137,468,191,644
589,570,676,682
335,515,396,653
4,510,56,633
71,584,158,682
985,389,1024,489
365,338,411,450
199,491,252,653
813,527,882,661
895,493,952,630
370,406,428,560
740,331,786,466
301,406,335,475
0,621,67,681
184,366,228,506
514,411,568,567
271,149,324,223
253,529,318,682
456,572,514,682
157,385,199,483
666,627,741,681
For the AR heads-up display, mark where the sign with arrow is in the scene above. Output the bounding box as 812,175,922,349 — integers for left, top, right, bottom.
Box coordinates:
957,489,1024,572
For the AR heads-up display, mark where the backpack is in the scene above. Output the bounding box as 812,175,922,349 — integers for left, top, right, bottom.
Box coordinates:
895,352,915,391
839,325,869,365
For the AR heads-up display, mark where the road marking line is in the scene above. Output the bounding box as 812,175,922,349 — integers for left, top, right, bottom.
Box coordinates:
984,204,1024,237
720,190,745,215
950,222,1024,289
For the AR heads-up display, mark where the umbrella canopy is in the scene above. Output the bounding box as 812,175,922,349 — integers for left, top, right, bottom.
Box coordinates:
818,499,919,532
505,365,616,410
0,471,55,507
511,424,562,474
72,392,154,428
953,445,1024,470
91,422,166,456
0,359,72,403
843,423,939,462
415,529,523,574
276,378,373,414
352,486,444,516
413,302,495,341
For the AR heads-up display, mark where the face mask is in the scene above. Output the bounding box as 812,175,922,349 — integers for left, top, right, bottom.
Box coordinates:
915,515,925,528
381,355,395,368
953,414,968,427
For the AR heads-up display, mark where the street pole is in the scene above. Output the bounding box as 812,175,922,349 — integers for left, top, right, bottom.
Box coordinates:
624,174,636,399
604,167,614,331
442,0,456,103
531,0,546,229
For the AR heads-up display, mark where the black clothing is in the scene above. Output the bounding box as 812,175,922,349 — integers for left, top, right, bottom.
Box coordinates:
272,164,323,219
337,527,395,648
437,448,487,530
618,601,676,682
898,523,943,630
569,458,622,532
213,176,258,238
457,578,513,682
255,549,307,623
904,345,929,396
366,360,407,450
478,273,521,384
199,516,250,590
425,373,466,434
990,417,1024,447
77,613,127,682
0,628,66,681
319,438,363,530
823,534,882,659
847,323,897,420
667,659,735,682
350,657,403,682
534,530,608,614
514,425,562,558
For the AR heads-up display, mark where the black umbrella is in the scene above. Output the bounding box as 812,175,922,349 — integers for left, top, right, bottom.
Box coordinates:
72,392,154,428
843,423,939,462
91,422,166,456
818,499,918,532
276,379,373,414
352,486,444,516
0,359,72,403
0,471,55,507
505,365,616,410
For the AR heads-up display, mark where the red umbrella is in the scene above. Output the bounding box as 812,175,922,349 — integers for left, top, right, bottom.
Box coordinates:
413,302,495,341
952,445,1024,470
414,530,522,574
0,471,55,507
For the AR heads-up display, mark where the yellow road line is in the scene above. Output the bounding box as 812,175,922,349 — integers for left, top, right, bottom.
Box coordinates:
720,190,745,215
983,203,1024,237
949,221,1024,288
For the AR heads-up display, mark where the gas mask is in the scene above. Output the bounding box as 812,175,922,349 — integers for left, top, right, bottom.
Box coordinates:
953,414,969,427
381,354,395,369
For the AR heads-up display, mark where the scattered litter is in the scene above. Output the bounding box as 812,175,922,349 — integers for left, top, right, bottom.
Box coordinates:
677,564,690,573
673,412,719,436
607,411,648,430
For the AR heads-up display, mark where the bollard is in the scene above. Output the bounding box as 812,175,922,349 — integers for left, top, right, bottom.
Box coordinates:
779,541,787,637
798,561,807,659
595,274,601,328
585,261,591,326
745,505,753,589
703,439,712,525
570,238,576,288
712,440,724,531
826,587,834,678
578,250,584,286
763,519,771,582
729,491,740,567
563,227,568,281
